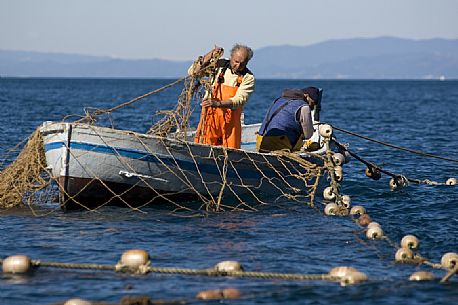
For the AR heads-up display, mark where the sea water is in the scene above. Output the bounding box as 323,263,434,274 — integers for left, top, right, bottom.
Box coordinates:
0,78,457,305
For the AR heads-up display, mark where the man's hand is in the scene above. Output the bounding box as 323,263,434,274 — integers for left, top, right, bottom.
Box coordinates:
191,47,224,77
201,98,220,108
209,46,223,59
305,94,316,110
203,47,224,64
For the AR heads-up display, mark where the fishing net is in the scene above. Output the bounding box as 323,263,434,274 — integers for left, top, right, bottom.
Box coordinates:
0,56,329,213
0,129,56,208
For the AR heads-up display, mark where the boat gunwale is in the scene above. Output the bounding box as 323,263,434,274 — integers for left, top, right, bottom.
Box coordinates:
39,121,327,158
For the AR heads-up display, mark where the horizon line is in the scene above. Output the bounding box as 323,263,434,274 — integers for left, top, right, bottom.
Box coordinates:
1,36,457,62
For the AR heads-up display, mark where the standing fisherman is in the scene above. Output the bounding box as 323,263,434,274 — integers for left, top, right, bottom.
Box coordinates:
189,44,255,149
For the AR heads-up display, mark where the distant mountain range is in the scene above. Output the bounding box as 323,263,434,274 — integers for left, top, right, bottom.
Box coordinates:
1,37,457,79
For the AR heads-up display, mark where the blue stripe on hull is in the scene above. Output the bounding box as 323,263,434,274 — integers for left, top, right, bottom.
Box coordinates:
46,141,169,162
44,141,270,180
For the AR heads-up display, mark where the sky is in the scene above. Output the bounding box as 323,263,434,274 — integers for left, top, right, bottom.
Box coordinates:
1,0,457,61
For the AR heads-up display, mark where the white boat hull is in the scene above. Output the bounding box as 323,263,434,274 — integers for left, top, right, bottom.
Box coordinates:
40,122,327,209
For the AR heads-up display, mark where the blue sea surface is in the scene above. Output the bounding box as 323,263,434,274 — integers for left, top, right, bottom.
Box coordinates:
0,78,457,305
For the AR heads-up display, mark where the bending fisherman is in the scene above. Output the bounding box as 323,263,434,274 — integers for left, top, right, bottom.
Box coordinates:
256,87,322,152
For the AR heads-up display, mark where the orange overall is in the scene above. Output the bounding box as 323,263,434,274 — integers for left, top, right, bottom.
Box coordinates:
195,73,244,149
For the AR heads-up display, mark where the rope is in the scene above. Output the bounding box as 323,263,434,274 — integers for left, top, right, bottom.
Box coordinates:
75,77,189,123
146,267,337,281
75,55,221,124
0,258,338,282
332,125,458,164
32,260,115,271
440,264,458,283
333,141,395,178
333,140,448,186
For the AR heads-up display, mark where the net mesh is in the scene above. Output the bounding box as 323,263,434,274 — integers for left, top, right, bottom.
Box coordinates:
0,130,49,209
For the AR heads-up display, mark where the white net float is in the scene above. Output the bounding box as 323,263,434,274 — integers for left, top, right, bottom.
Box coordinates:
390,176,407,190
214,260,244,272
339,271,368,286
319,124,333,138
120,249,150,268
328,266,359,278
340,195,351,208
64,299,92,305
441,252,458,269
324,203,338,216
367,222,381,229
332,153,345,166
334,166,344,182
344,151,351,163
350,205,366,215
408,271,435,281
2,255,31,274
400,235,419,250
389,178,398,190
323,186,336,201
446,177,457,185
366,226,384,239
395,248,414,262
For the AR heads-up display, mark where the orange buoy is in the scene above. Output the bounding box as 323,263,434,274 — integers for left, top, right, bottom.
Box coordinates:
222,288,242,299
358,214,372,226
196,289,224,300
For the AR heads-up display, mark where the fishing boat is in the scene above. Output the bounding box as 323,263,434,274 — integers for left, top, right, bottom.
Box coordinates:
39,117,333,210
